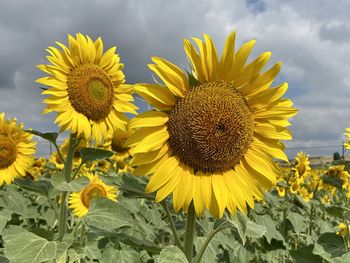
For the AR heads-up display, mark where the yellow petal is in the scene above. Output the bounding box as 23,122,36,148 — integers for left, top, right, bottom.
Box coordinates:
128,111,169,129
133,84,176,111
146,156,179,193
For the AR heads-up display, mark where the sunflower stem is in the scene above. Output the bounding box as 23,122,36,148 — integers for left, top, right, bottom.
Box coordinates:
194,220,230,263
160,200,183,250
184,202,196,262
58,134,77,240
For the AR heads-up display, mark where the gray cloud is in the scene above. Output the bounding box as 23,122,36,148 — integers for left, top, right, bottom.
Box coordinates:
0,0,350,157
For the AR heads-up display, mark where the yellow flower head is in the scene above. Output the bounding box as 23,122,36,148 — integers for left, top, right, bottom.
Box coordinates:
337,223,348,237
49,151,64,170
326,165,349,180
293,151,311,177
68,172,117,218
37,33,138,143
0,113,36,185
276,186,286,198
126,32,297,218
299,187,313,202
103,126,132,163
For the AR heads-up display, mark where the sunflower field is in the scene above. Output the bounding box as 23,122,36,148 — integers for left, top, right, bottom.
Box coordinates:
1,32,350,263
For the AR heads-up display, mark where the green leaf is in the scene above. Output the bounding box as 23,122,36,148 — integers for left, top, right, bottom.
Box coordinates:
27,130,58,144
0,209,11,233
101,246,139,263
229,211,248,244
157,246,188,263
116,233,161,254
286,211,306,233
1,185,30,217
83,240,102,260
119,173,151,199
14,177,51,196
255,214,284,244
83,198,133,231
194,237,217,263
80,147,114,163
229,212,266,244
290,245,322,263
316,232,347,258
322,175,343,190
55,234,74,259
325,206,344,219
245,219,266,238
0,255,10,263
51,174,89,192
4,230,57,263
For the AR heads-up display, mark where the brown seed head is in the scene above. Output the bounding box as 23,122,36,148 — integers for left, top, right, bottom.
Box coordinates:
67,64,114,121
167,81,254,173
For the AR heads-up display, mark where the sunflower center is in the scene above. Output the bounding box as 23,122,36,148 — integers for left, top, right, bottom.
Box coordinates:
0,136,17,169
81,183,107,208
67,64,114,121
167,81,254,173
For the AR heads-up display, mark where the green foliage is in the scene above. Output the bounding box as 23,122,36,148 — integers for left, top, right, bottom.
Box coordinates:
83,198,134,231
3,228,57,263
26,130,58,144
158,246,188,263
51,174,89,192
2,150,350,263
80,147,114,163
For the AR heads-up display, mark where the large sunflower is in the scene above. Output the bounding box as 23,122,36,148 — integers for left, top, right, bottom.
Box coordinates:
126,32,297,218
37,33,138,143
0,113,36,185
68,172,117,217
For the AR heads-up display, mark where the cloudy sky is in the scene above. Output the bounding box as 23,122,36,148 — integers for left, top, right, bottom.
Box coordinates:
1,0,349,157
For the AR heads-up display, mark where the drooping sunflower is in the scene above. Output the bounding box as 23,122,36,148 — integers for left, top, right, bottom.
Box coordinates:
68,172,117,217
126,32,297,218
37,33,138,143
0,113,36,185
293,151,311,177
103,127,132,163
49,151,64,170
344,128,350,150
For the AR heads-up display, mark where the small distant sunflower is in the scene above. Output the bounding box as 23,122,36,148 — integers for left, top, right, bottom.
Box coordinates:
0,113,36,185
68,172,117,217
344,128,350,150
37,33,138,143
126,32,297,218
293,152,311,177
337,223,348,237
49,151,64,170
103,127,132,163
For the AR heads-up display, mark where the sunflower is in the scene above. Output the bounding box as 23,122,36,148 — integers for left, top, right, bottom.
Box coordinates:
126,32,297,218
49,151,64,170
337,223,349,237
293,151,311,177
37,33,138,143
0,113,36,185
344,128,350,150
103,127,132,163
68,172,117,217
